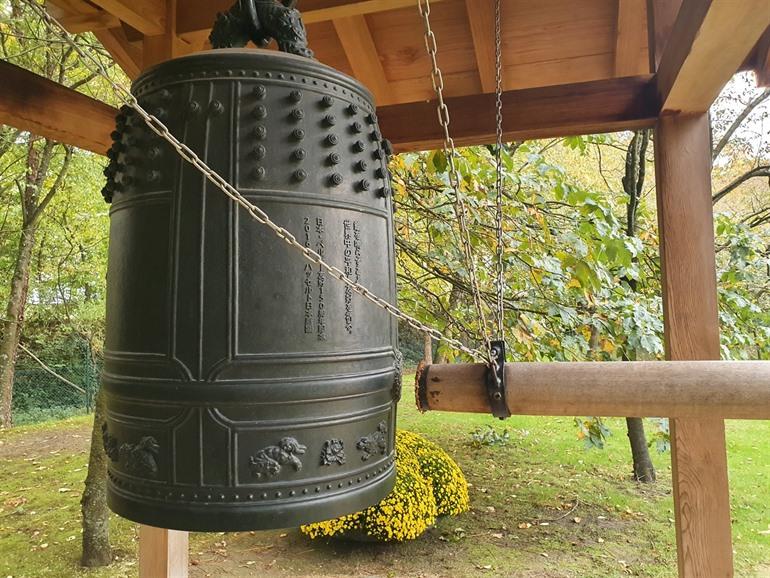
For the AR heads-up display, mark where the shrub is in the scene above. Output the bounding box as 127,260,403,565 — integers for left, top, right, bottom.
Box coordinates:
301,430,469,542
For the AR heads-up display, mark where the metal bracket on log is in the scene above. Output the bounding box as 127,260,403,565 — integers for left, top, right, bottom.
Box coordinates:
486,340,510,419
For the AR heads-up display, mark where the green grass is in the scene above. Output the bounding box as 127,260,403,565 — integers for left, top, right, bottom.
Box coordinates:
0,387,768,577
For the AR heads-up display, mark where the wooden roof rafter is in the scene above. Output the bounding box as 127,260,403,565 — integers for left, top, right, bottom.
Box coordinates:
656,0,770,113
4,0,770,156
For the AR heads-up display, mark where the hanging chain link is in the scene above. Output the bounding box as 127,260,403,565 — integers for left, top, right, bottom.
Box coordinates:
493,0,506,341
22,0,489,362
417,0,494,361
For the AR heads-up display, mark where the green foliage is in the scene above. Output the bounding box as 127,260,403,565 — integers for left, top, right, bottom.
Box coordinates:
648,418,670,454
574,417,612,450
0,2,114,420
714,216,770,359
469,425,511,448
394,123,769,451
393,141,666,366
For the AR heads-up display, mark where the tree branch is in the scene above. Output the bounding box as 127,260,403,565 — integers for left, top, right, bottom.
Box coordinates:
712,88,770,161
712,165,770,205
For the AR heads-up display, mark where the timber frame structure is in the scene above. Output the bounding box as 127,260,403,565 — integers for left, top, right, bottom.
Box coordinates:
1,0,770,576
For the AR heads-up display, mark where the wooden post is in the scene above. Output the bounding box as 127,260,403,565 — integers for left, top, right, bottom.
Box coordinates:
655,113,733,577
139,525,189,578
137,3,191,576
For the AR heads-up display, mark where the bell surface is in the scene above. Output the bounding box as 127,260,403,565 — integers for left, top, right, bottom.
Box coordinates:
101,49,399,532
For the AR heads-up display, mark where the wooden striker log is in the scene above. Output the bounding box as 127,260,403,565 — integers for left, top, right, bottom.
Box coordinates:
415,361,770,420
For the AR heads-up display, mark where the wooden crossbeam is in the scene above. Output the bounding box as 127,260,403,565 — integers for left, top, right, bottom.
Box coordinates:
416,360,770,419
0,69,658,156
464,0,496,93
87,0,166,36
332,14,393,105
656,0,770,113
379,75,659,152
614,0,647,76
0,60,116,154
176,0,447,37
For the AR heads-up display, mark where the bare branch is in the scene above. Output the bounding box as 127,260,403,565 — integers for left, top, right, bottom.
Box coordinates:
712,88,770,161
712,165,770,205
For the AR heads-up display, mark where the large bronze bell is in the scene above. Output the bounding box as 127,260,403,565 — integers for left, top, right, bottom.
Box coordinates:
100,1,399,532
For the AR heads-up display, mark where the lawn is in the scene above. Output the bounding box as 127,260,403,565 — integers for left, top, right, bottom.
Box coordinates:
0,382,768,577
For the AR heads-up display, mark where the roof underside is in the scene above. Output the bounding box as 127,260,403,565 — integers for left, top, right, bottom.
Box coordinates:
1,0,767,154
49,0,652,104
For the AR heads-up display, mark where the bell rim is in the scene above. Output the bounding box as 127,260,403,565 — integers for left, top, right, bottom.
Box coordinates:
106,461,396,532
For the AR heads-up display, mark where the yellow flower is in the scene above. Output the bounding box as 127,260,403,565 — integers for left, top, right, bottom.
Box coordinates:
301,430,469,542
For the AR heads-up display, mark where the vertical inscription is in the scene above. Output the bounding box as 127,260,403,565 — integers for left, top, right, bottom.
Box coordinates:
316,217,327,341
353,221,361,284
342,220,363,335
303,218,313,334
302,216,362,339
343,220,354,334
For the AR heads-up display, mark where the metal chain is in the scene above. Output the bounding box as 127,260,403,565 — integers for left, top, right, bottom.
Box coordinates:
493,0,506,341
22,0,488,362
417,0,493,361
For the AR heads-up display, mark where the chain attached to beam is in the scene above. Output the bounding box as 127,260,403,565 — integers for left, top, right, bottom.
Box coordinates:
493,0,506,342
417,0,494,361
485,340,510,419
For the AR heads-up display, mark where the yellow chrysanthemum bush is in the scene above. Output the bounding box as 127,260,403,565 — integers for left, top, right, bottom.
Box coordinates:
301,430,469,542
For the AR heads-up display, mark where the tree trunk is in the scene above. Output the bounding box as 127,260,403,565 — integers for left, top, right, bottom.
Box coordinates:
626,417,656,482
622,130,656,483
0,225,37,427
80,387,112,567
423,332,433,364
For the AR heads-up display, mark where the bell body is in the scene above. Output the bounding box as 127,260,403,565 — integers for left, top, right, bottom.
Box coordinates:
102,50,399,531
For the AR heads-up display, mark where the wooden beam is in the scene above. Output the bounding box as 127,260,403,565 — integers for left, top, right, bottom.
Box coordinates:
332,15,393,105
139,525,188,578
464,0,496,93
751,28,770,86
646,0,682,72
656,0,770,113
87,0,166,36
58,11,120,33
378,75,659,153
303,0,446,24
142,0,191,69
615,0,647,76
48,0,101,16
176,0,448,37
94,27,143,80
416,360,770,419
655,113,733,578
0,60,116,154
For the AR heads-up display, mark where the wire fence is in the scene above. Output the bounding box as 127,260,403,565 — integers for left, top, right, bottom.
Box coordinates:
12,337,100,425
